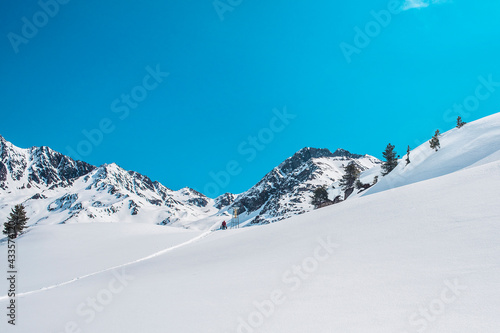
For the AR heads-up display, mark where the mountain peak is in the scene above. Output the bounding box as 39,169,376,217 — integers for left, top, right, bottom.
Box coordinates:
0,135,6,155
180,187,204,196
275,147,334,175
332,148,364,159
292,147,365,160
0,134,12,152
294,147,335,159
99,162,122,172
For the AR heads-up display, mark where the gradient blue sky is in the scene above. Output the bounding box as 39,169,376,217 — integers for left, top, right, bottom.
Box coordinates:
1,0,500,197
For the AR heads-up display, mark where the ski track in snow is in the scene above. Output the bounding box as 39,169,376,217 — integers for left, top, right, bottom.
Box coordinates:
0,221,222,302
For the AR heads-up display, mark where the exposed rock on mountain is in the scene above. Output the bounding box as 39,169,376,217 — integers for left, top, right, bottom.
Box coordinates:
0,136,379,228
228,147,380,224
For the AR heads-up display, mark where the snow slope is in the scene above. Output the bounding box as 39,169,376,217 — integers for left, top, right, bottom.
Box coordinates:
1,224,205,293
364,112,500,195
1,113,500,332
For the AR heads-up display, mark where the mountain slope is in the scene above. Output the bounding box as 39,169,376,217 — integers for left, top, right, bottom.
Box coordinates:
363,112,500,196
229,147,380,224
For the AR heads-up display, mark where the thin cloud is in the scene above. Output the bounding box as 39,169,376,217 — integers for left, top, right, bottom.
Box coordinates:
402,0,451,11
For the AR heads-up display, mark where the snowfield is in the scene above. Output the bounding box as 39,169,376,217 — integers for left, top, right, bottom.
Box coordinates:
1,113,500,332
2,224,206,293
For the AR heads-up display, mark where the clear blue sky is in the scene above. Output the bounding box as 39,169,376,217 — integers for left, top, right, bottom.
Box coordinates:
1,0,500,197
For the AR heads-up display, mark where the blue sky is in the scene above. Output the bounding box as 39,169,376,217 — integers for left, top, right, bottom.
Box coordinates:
1,0,500,197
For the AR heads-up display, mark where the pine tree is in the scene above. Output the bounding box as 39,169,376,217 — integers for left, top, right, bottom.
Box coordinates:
311,186,329,208
405,145,411,165
429,130,441,151
339,161,361,190
372,175,379,185
381,143,398,176
3,204,29,239
456,116,467,128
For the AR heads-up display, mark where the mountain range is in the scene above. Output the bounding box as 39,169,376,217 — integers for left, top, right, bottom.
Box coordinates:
0,134,380,229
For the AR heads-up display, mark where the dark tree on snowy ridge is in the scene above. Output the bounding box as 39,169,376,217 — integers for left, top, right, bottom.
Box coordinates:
381,143,398,176
456,116,467,128
429,130,441,151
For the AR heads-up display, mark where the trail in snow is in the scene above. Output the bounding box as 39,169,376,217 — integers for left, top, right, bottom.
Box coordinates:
0,220,222,301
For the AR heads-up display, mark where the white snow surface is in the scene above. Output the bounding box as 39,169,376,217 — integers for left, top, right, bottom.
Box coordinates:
363,112,500,196
1,113,500,332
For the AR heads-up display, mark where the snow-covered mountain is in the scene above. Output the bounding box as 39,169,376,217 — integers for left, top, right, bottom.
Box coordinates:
0,135,95,192
0,135,218,227
0,134,380,228
228,147,380,224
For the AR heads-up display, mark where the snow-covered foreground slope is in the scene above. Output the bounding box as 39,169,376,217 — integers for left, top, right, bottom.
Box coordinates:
1,153,499,332
2,224,205,293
